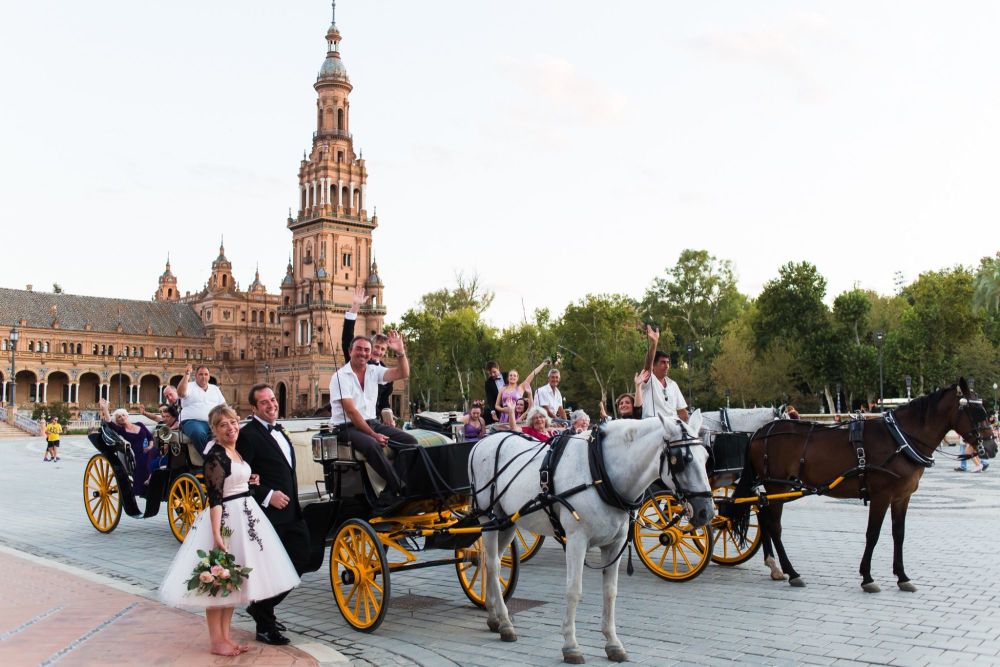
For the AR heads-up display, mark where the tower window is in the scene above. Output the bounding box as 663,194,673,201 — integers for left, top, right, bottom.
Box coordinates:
337,108,345,130
337,151,344,163
342,253,352,268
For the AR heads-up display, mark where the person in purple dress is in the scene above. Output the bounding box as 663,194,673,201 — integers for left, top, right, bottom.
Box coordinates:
98,398,153,497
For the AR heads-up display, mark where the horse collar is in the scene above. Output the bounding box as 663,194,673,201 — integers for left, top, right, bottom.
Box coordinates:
884,411,934,468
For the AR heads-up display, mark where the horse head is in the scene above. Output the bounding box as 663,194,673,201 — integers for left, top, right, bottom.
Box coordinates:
955,378,998,459
656,412,714,527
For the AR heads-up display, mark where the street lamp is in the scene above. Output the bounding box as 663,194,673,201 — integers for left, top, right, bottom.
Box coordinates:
8,326,19,405
725,387,731,410
904,374,912,401
264,363,270,384
835,382,842,414
993,382,998,413
116,352,125,408
874,330,884,412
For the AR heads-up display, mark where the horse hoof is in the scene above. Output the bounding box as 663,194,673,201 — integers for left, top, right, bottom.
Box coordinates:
500,627,518,643
605,646,628,662
487,618,500,633
562,649,586,664
765,557,785,580
898,581,917,592
862,582,881,593
770,571,786,581
788,577,806,588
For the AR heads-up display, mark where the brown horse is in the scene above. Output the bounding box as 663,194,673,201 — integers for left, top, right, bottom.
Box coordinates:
726,379,997,592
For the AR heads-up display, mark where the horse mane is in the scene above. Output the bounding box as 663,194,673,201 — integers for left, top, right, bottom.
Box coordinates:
894,383,958,429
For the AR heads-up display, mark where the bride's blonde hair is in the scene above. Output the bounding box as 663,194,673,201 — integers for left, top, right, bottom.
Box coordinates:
208,405,239,434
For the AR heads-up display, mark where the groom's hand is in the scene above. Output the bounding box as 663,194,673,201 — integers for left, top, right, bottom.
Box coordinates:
270,490,290,509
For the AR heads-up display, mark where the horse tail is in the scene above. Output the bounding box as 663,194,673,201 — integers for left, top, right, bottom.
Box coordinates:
722,439,757,548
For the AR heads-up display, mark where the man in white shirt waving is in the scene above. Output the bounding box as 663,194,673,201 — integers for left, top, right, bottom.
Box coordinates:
177,364,227,450
640,325,689,422
329,331,416,505
534,368,566,420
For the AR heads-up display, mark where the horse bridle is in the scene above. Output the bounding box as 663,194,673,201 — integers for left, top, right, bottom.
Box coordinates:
957,398,994,458
660,427,713,502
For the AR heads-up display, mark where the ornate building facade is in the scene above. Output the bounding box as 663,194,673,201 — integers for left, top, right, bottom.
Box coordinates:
1,9,392,419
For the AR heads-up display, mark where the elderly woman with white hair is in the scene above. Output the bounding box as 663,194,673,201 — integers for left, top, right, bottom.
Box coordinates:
99,397,154,497
504,404,556,442
569,409,591,434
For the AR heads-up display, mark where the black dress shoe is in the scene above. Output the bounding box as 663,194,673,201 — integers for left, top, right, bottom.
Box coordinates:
255,629,291,645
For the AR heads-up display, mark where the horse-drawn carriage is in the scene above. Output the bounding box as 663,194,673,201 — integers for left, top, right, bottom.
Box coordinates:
83,422,208,542
309,424,519,631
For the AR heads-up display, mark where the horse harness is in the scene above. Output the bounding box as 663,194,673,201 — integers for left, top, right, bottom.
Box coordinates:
474,424,708,570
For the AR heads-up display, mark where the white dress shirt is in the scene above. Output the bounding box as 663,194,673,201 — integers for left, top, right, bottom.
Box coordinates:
179,382,226,422
641,376,688,418
329,362,389,425
535,384,563,416
253,415,292,507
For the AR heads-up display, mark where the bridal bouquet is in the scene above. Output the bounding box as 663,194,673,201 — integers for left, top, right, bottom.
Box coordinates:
186,547,253,597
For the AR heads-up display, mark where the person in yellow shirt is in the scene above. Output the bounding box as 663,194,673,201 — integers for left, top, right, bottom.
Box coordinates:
44,417,62,462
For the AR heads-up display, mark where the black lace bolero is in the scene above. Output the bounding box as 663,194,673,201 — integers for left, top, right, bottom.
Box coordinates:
202,448,232,508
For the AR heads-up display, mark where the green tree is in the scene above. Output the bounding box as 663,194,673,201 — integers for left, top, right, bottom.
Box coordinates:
642,249,747,408
972,253,1000,314
553,294,645,413
711,308,798,408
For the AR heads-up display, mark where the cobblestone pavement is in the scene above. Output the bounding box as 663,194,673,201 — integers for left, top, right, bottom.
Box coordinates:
1,435,998,666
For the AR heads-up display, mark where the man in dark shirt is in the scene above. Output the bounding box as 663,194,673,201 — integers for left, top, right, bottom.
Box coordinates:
342,287,393,414
483,360,505,425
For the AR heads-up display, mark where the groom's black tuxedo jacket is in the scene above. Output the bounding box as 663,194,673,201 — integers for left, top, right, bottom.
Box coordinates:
236,417,302,526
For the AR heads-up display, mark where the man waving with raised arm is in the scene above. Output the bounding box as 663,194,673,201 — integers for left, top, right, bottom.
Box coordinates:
640,324,689,422
329,330,417,508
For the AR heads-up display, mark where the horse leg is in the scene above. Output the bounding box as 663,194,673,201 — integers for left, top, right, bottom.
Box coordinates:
760,503,804,586
561,532,588,664
859,497,890,593
599,536,628,663
759,521,785,580
890,497,917,592
483,529,517,640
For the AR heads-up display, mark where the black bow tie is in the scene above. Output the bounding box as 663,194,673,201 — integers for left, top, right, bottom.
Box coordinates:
266,423,284,433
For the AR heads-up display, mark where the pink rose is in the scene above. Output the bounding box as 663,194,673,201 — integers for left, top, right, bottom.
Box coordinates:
220,569,231,579
199,571,215,584
210,565,224,577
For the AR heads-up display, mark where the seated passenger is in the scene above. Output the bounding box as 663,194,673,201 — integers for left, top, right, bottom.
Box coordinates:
329,333,417,508
510,406,555,442
599,371,648,422
178,364,227,452
461,401,487,439
569,409,591,434
98,398,153,497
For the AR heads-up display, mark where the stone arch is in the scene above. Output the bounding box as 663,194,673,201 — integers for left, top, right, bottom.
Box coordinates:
15,370,38,403
341,186,349,210
276,382,287,419
78,372,101,407
109,373,131,408
139,374,160,406
169,375,184,387
47,371,70,403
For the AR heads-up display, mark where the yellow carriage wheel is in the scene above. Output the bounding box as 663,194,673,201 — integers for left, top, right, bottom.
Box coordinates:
83,454,122,533
710,485,762,566
168,473,206,543
633,490,713,582
330,519,390,632
512,528,545,563
456,537,520,608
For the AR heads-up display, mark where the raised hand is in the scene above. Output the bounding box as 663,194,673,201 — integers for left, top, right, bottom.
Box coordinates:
635,369,650,387
385,330,406,355
350,286,369,312
645,324,660,343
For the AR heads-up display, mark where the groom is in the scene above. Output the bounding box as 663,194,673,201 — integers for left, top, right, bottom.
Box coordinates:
237,383,310,645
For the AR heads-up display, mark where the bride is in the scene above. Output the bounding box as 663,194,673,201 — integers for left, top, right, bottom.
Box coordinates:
159,405,300,656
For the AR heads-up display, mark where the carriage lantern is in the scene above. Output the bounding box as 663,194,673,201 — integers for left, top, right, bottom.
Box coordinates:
874,330,885,412
7,326,18,404
905,374,912,400
993,382,998,412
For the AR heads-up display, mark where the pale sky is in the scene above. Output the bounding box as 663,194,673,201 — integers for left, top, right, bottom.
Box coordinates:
2,1,998,326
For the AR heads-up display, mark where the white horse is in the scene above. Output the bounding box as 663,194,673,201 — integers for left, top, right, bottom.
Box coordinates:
698,406,785,445
469,413,714,664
